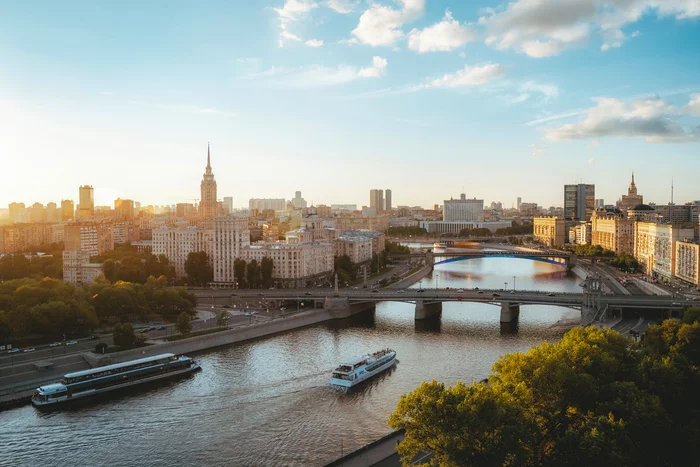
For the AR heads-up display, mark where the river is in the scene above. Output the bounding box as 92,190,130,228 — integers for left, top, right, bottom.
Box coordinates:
1,255,582,467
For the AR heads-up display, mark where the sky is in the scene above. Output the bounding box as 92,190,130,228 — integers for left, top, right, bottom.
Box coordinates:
1,0,699,210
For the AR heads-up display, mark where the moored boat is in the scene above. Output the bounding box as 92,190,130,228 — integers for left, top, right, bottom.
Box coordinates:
31,353,201,407
330,349,397,388
434,242,447,249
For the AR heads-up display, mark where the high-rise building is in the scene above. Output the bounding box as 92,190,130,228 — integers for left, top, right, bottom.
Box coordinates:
114,198,135,219
591,208,634,255
61,200,74,221
29,202,46,223
517,197,522,210
78,185,95,219
176,203,197,218
210,216,250,283
617,172,643,212
369,189,384,212
249,198,287,212
443,194,484,222
564,184,595,221
292,191,307,209
223,197,233,214
385,189,392,211
199,144,218,218
46,202,59,222
8,202,28,223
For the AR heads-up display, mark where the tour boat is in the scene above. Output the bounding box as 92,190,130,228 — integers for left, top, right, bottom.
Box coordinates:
31,353,201,407
330,349,397,387
434,242,447,249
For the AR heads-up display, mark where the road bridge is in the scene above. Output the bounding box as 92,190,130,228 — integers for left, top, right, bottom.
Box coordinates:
389,249,575,268
196,285,688,324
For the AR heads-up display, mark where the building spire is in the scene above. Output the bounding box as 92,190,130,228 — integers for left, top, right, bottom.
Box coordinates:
207,142,211,170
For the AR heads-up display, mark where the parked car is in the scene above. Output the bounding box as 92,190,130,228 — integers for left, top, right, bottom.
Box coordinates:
477,291,484,294
23,348,36,353
66,340,78,345
156,326,166,331
397,290,405,294
7,348,20,354
304,292,312,296
49,342,62,347
509,290,515,294
372,289,379,293
89,335,99,340
492,293,501,297
547,293,556,297
456,289,464,293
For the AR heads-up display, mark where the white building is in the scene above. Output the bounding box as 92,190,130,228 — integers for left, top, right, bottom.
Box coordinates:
63,250,104,285
634,222,694,282
152,226,212,279
419,220,512,235
443,194,484,222
240,242,333,288
210,216,250,284
249,198,286,212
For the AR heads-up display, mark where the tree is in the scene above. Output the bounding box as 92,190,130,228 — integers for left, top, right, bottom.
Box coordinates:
184,251,213,286
246,260,260,289
112,323,135,347
682,306,700,324
260,257,274,289
234,258,247,288
216,311,229,327
176,311,192,335
94,342,108,354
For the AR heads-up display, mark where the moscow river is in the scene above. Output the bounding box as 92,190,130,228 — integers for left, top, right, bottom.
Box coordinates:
1,255,582,467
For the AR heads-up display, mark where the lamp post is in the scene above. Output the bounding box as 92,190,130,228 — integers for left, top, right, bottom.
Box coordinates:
504,281,508,291
513,276,516,291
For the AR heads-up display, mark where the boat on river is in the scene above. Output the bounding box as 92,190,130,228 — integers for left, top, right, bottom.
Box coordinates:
31,353,201,407
330,349,397,387
434,241,447,249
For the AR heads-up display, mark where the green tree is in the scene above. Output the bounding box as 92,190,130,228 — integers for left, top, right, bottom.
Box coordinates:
184,251,213,286
682,307,700,324
176,311,192,335
234,258,247,288
458,227,492,238
260,257,274,289
246,260,260,289
112,323,135,347
216,311,229,327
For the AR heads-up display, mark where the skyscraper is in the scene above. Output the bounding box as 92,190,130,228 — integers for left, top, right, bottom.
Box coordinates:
199,144,218,218
617,172,643,212
564,184,595,221
78,185,94,219
369,189,384,212
223,197,233,214
61,200,74,221
385,189,392,211
292,191,307,209
114,198,135,219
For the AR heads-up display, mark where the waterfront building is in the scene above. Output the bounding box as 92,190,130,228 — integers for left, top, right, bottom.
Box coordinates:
634,222,694,282
210,216,250,284
675,241,700,289
78,185,94,219
419,220,511,235
564,184,595,221
240,241,334,288
591,208,634,255
443,194,484,222
370,189,384,213
617,173,643,212
199,144,219,219
152,226,212,279
533,217,566,247
569,223,591,245
335,234,373,263
61,199,74,221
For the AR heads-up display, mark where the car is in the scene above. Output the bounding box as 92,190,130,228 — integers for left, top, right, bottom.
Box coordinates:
693,297,700,301
474,287,479,291
156,326,166,331
244,312,253,316
418,289,425,293
231,293,238,297
547,293,556,297
477,291,484,294
280,307,286,311
49,342,62,347
492,293,500,297
371,289,379,293
456,289,464,293
7,348,20,354
140,328,151,334
397,290,405,294
23,348,36,353
509,291,515,294
66,340,78,345
304,292,312,296
89,335,99,340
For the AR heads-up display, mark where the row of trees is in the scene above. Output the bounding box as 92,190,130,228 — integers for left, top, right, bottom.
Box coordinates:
457,224,534,238
0,243,65,281
94,243,175,284
390,319,700,466
387,226,428,237
0,275,197,343
232,257,274,289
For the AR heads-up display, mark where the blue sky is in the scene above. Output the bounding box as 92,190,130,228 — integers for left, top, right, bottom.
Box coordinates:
1,0,699,209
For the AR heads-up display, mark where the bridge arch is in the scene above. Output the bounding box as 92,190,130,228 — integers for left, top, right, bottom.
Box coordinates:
434,254,568,267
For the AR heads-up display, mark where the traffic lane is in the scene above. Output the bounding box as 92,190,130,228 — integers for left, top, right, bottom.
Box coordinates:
0,335,112,367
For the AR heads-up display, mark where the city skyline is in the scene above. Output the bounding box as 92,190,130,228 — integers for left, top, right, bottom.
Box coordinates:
1,1,699,208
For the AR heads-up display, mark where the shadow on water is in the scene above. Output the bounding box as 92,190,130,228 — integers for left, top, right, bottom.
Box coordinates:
324,308,377,331
34,371,199,414
500,320,519,335
414,313,442,334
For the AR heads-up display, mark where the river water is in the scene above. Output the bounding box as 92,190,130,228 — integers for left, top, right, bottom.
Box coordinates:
1,255,582,467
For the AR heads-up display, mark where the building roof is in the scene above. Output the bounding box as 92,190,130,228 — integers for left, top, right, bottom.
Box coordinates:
631,203,655,211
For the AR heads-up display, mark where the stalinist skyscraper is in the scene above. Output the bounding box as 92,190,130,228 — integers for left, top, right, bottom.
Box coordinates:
199,143,218,218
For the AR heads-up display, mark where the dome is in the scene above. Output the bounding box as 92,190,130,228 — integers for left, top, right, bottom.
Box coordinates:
631,203,654,211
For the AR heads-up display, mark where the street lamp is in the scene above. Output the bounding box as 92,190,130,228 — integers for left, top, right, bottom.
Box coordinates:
504,281,508,291
513,276,516,291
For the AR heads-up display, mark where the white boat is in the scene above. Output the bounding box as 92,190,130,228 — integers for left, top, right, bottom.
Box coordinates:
434,242,447,249
31,353,201,407
330,349,397,388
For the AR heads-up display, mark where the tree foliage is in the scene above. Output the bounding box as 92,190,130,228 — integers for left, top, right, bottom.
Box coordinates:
458,227,492,238
260,257,274,289
389,324,700,467
112,322,135,347
246,260,260,289
184,251,213,286
176,312,192,335
234,258,247,288
93,243,174,284
387,226,428,237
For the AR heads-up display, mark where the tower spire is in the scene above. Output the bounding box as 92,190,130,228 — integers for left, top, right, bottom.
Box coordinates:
207,142,211,170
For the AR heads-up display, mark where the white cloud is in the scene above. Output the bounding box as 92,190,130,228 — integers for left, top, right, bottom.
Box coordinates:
275,0,318,47
358,56,388,77
480,0,699,57
351,0,424,47
530,143,545,159
325,0,356,13
407,10,477,53
305,39,324,47
688,94,700,116
428,63,505,88
246,56,388,88
544,96,699,143
521,81,559,100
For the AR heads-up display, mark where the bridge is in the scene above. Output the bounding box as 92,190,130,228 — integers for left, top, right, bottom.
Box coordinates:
197,282,688,324
390,249,576,268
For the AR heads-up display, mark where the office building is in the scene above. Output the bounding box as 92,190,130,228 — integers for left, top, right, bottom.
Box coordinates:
46,202,59,222
223,197,233,214
675,241,700,289
199,144,219,218
249,198,287,212
292,191,307,209
61,200,74,221
533,217,566,247
591,208,634,255
369,189,384,213
29,202,46,223
385,189,392,211
564,184,595,221
210,216,250,284
78,185,95,219
8,202,28,223
634,222,694,281
443,194,484,222
114,198,135,219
